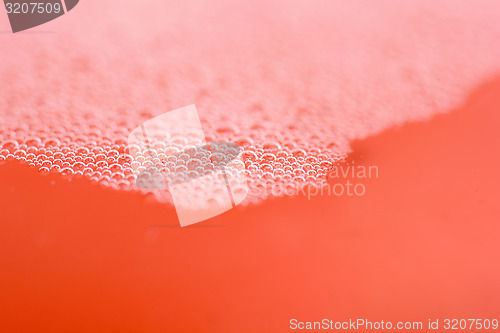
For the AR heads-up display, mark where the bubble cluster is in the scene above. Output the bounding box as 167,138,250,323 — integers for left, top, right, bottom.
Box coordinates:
0,108,345,205
2,0,500,205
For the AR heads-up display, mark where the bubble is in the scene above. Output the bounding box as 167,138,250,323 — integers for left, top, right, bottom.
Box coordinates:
60,167,74,176
186,158,202,170
73,162,85,172
261,163,273,172
39,166,50,174
14,149,27,157
96,161,108,168
2,140,18,151
44,138,60,147
261,153,276,163
50,165,61,172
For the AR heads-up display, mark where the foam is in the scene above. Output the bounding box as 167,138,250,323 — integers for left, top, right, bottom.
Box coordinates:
1,0,500,204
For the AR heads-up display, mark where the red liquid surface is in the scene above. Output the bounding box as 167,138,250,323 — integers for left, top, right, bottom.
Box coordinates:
0,79,498,332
